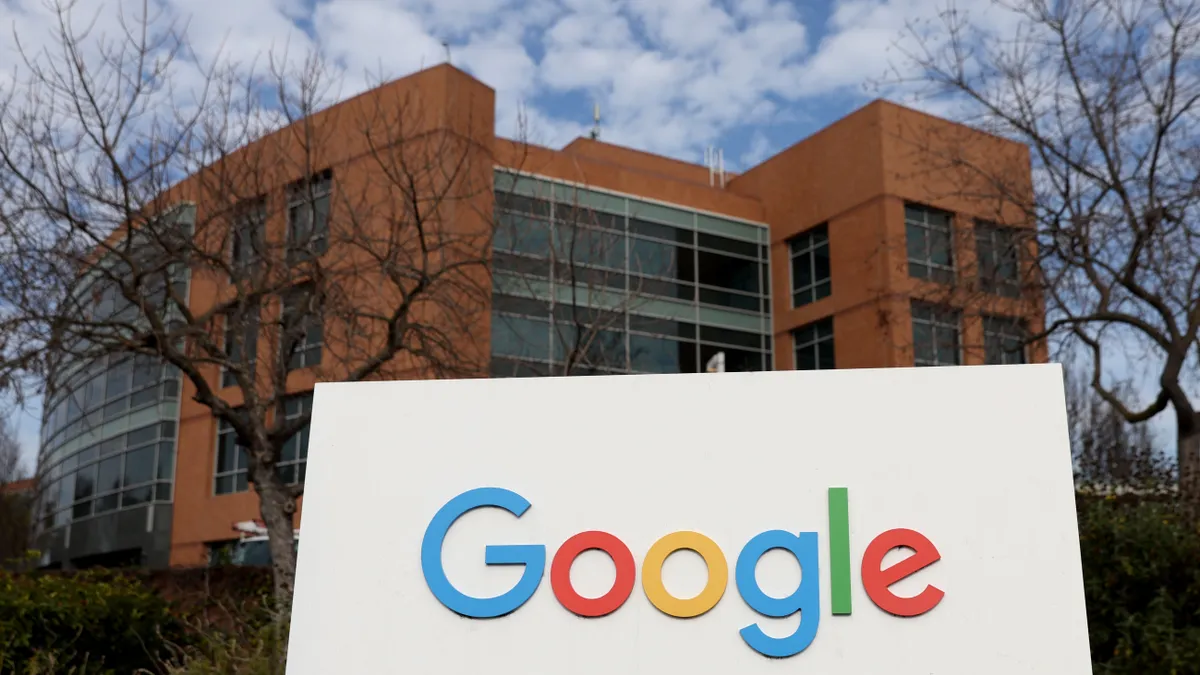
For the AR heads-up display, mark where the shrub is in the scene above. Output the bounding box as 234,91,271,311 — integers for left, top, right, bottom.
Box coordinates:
0,569,188,674
1077,495,1200,673
159,619,289,675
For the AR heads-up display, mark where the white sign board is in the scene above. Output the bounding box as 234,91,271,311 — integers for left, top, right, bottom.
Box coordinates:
287,365,1092,674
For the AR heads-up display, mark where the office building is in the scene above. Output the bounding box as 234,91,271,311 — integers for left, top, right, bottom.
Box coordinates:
33,64,1044,568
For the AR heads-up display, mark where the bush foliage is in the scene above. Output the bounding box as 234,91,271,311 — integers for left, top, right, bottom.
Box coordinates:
0,569,187,674
1077,495,1200,674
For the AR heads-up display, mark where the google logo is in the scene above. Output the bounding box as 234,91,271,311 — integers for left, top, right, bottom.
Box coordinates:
421,487,944,658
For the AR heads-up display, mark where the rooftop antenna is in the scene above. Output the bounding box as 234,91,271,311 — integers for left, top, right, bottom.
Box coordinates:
705,146,726,187
442,41,451,65
590,102,601,140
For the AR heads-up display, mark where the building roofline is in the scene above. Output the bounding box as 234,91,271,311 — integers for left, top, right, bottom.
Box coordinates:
729,97,1028,183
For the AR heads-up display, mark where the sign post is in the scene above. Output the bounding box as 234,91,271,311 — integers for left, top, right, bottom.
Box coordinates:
286,365,1092,674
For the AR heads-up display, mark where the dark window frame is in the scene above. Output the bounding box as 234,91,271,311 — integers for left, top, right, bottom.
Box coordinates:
231,197,267,272
906,204,956,284
975,221,1023,299
983,315,1029,365
788,224,831,308
911,301,962,367
280,285,323,372
222,304,260,388
286,169,332,264
793,317,835,370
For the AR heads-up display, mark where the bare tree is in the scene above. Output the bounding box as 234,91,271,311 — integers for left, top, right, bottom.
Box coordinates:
882,0,1200,499
1066,367,1176,493
0,0,499,616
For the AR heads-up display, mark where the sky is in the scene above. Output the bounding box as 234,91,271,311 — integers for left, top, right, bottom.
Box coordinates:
0,0,1183,466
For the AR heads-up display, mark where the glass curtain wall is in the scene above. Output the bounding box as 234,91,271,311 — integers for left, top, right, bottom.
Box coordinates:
33,208,192,558
491,169,773,377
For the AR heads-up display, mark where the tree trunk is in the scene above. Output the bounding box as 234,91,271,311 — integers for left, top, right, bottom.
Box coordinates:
255,469,299,621
1179,420,1200,509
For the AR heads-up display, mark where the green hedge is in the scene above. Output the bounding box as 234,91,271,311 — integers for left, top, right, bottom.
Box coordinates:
1078,495,1200,673
0,569,188,674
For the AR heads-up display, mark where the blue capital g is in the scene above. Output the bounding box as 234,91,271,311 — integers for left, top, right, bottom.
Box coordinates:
420,487,546,618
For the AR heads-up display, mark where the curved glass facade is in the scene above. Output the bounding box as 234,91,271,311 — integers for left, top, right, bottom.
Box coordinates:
36,355,185,567
34,208,193,568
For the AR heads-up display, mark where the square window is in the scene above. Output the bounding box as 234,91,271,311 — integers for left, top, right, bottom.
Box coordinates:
984,316,1028,365
793,318,835,371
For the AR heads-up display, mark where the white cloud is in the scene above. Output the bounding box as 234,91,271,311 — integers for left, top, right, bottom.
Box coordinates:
312,0,445,93
738,131,774,169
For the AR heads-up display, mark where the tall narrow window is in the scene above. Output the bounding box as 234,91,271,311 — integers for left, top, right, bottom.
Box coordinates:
222,304,260,388
975,222,1021,298
214,417,250,495
793,318,835,370
277,393,312,485
287,170,331,264
788,224,831,307
911,301,961,366
231,197,266,273
906,204,955,284
281,286,323,371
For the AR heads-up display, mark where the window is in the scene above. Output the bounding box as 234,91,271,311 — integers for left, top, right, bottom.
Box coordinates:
491,314,551,361
222,305,260,388
793,318,835,370
553,224,625,271
495,211,551,257
629,334,694,374
489,179,772,381
277,394,312,485
287,170,331,263
906,204,955,283
231,198,266,271
281,286,323,371
697,250,760,294
984,316,1028,365
788,225,831,307
37,422,178,523
911,302,961,366
214,417,250,495
975,222,1021,298
42,354,180,450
